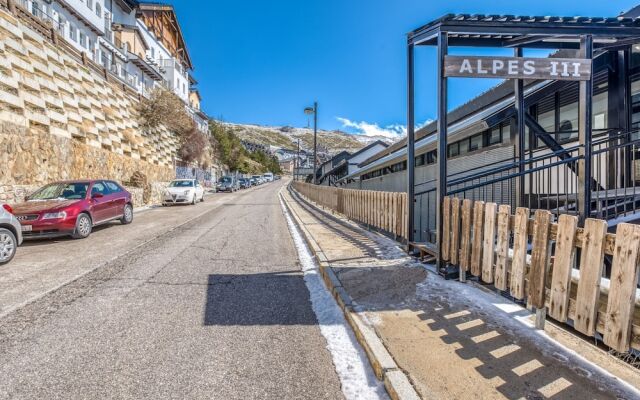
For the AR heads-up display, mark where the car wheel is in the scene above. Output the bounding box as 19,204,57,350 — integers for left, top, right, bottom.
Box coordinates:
0,228,17,265
120,204,133,225
191,193,197,205
72,213,92,239
200,193,205,202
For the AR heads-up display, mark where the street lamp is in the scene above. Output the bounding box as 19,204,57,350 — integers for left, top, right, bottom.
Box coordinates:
304,102,318,184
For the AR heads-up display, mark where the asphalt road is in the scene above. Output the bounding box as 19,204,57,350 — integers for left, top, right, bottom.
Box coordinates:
0,179,344,399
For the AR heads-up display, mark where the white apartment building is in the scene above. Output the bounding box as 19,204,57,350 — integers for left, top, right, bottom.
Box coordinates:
20,0,207,133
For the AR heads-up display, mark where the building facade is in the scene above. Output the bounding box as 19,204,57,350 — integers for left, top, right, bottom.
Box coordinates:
19,0,208,133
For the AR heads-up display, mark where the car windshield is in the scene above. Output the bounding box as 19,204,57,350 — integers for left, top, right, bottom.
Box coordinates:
220,177,232,184
169,180,194,187
28,182,89,200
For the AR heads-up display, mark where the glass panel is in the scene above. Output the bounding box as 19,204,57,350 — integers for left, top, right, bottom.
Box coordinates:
538,108,555,133
488,127,501,145
558,101,578,142
592,91,608,130
469,134,483,151
459,139,469,155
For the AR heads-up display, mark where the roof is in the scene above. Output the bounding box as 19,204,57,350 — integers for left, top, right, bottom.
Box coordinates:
347,140,389,160
409,13,640,48
137,2,194,69
359,6,640,169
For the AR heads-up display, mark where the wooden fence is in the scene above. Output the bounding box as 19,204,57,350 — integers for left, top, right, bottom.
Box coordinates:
292,182,408,240
441,196,640,353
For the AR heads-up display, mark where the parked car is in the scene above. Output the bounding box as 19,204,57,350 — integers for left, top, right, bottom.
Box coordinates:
0,203,23,265
11,180,133,240
163,179,205,206
263,172,274,182
217,176,239,192
239,178,251,189
250,177,258,186
251,175,263,185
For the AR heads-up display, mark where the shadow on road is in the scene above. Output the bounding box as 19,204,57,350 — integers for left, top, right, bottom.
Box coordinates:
204,271,320,326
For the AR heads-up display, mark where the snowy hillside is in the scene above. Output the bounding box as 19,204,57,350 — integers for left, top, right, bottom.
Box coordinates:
222,122,394,155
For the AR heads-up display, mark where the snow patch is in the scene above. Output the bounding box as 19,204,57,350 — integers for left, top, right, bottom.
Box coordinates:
280,194,388,400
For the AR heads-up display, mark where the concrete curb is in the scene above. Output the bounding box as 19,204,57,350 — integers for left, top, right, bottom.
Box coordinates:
279,186,422,400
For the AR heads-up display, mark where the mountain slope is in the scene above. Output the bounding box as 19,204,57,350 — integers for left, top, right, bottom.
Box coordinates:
223,122,393,155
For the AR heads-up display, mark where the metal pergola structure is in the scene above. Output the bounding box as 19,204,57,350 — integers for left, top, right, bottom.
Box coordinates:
406,14,640,277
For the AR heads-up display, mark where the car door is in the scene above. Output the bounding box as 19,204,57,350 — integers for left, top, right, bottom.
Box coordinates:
195,180,204,199
89,181,111,222
105,181,127,218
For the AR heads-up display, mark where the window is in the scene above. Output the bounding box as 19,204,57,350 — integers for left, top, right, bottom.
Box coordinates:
69,25,77,41
79,32,86,48
105,181,123,193
447,142,459,157
95,3,101,17
87,0,93,9
459,139,469,155
487,126,502,146
91,181,107,196
469,134,483,152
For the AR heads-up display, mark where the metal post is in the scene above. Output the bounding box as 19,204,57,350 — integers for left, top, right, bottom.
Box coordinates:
313,102,318,184
407,42,415,246
436,32,449,275
514,47,526,208
578,35,593,224
296,138,300,182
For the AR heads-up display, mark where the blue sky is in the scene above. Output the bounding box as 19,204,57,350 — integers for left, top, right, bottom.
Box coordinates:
174,0,639,138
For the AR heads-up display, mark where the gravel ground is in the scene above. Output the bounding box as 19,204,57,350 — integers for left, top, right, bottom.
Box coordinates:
0,180,344,400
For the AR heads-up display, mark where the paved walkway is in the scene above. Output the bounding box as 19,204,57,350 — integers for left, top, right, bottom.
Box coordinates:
0,181,345,399
283,186,640,400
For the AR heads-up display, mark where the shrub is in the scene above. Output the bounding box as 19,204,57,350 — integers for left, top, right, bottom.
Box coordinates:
137,88,193,137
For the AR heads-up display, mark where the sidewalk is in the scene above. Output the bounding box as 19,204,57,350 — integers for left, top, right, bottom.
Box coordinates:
281,186,640,400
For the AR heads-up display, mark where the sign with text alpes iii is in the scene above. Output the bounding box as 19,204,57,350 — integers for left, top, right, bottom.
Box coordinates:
444,56,592,81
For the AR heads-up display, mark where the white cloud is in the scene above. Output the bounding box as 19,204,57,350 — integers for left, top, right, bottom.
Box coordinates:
336,117,431,139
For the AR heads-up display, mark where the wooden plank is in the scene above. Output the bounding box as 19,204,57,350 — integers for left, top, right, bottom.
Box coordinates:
510,207,529,300
528,209,551,310
459,199,473,273
494,204,511,291
481,202,498,283
603,223,640,352
450,197,461,266
442,196,451,262
574,218,607,336
548,214,578,322
470,201,485,276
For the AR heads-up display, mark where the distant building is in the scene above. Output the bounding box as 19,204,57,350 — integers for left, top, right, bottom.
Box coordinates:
314,141,389,186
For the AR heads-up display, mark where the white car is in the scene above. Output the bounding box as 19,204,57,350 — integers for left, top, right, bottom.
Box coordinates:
163,179,205,206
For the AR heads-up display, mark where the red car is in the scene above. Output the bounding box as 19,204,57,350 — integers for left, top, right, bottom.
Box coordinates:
12,180,133,239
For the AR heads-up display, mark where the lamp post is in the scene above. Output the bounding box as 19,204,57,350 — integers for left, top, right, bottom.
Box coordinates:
304,102,318,184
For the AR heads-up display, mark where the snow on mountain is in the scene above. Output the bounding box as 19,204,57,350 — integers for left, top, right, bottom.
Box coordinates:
222,122,394,155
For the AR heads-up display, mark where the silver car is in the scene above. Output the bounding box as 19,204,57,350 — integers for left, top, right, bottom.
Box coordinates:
0,204,22,265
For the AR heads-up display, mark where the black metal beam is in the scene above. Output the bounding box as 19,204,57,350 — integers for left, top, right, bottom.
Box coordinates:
406,42,415,244
514,47,526,208
436,32,449,274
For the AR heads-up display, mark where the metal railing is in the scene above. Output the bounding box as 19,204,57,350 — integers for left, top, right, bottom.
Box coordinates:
413,128,640,245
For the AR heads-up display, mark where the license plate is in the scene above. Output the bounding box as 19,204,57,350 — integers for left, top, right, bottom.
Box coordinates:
21,225,32,232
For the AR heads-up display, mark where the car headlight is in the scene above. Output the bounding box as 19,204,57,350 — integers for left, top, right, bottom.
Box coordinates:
42,211,67,220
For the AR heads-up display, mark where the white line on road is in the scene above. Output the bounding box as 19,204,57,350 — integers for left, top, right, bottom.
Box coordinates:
280,193,388,400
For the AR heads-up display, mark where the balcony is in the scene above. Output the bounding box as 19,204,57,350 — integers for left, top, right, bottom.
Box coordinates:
127,52,164,82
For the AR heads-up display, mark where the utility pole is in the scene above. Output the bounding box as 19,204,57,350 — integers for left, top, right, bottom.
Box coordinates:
296,138,300,181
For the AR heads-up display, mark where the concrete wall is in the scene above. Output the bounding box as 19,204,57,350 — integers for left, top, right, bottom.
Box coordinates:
0,8,184,205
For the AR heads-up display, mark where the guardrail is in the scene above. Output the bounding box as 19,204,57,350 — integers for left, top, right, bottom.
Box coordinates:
441,195,640,353
292,182,408,240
